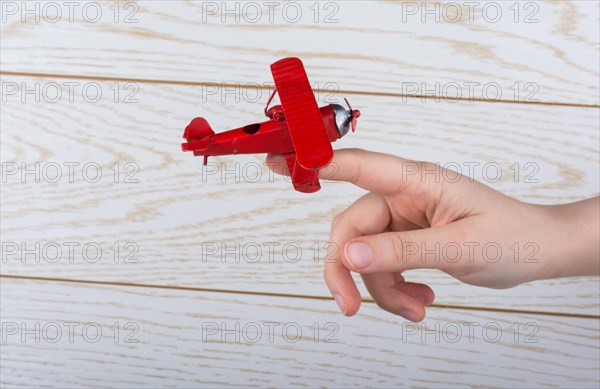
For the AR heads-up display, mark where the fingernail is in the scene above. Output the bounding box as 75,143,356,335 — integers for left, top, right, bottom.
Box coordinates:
345,241,372,269
333,293,346,315
400,311,419,322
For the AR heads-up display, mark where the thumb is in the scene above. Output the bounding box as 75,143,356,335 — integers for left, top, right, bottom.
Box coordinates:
341,224,465,274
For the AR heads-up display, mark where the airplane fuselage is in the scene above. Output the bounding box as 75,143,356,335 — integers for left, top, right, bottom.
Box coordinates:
190,105,341,158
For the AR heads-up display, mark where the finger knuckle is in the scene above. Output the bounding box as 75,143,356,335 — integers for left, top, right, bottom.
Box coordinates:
348,163,363,186
374,298,387,310
330,212,345,230
373,297,396,315
390,233,407,265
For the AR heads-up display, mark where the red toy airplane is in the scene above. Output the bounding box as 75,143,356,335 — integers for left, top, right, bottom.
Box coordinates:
181,57,360,193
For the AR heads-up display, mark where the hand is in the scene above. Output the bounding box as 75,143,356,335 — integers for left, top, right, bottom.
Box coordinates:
266,149,600,322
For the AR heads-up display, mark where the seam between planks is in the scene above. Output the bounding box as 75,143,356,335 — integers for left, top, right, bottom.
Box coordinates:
2,274,598,320
1,71,598,109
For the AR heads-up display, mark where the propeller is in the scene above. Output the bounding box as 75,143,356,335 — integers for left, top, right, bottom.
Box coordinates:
344,98,361,132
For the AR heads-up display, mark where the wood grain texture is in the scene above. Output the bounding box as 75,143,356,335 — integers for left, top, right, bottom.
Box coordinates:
1,278,599,388
1,75,598,315
1,1,599,386
1,1,598,105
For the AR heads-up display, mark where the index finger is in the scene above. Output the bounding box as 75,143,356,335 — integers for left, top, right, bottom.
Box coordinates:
266,148,413,194
325,192,391,316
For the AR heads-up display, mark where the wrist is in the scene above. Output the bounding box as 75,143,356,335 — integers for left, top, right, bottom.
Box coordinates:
534,198,600,280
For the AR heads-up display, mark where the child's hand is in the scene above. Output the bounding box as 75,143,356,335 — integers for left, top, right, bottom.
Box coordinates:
266,149,599,322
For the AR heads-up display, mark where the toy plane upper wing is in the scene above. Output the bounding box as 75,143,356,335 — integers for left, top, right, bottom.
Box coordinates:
270,58,334,170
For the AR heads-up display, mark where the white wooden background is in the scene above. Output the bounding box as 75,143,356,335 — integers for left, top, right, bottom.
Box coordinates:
1,1,599,387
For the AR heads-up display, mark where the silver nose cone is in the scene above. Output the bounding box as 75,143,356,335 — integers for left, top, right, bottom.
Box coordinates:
331,104,353,138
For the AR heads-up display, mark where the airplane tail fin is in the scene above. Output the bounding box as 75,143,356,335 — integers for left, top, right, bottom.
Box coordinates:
182,117,214,153
183,117,215,141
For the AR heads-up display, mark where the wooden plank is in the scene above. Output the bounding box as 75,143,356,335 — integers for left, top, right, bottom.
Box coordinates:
1,278,599,388
1,1,598,105
1,75,599,315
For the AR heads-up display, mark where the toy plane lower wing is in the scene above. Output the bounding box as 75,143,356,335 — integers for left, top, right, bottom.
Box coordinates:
283,152,320,193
